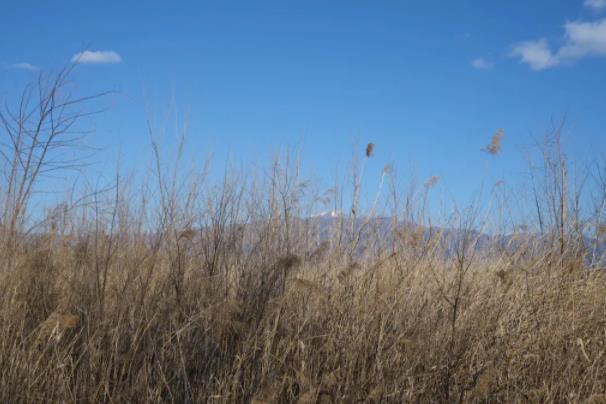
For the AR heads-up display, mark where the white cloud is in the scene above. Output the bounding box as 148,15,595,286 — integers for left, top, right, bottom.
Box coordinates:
2,62,39,71
471,57,493,69
585,0,606,11
558,19,606,59
512,18,606,70
511,39,558,70
71,50,122,64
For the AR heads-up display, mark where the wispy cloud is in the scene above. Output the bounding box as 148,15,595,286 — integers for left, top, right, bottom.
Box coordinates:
512,18,606,70
2,62,39,71
471,57,493,69
71,50,123,64
585,0,606,11
559,19,606,59
511,39,558,70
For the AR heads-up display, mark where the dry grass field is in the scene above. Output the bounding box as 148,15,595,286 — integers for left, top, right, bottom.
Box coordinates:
1,69,606,403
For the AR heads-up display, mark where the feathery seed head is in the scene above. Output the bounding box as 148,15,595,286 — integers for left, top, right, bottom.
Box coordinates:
366,142,375,157
425,176,439,188
483,128,504,155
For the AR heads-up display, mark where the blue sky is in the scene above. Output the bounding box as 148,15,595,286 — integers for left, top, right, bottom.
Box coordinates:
1,0,605,215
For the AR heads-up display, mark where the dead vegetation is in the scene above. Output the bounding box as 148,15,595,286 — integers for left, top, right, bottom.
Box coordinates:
0,69,605,403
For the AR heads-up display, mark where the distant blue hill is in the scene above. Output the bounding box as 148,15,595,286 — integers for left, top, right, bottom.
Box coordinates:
300,212,606,265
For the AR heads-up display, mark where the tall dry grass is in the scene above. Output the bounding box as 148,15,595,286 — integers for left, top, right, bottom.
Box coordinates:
0,69,605,403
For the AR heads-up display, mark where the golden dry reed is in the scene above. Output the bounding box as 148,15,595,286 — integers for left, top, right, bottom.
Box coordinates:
1,71,606,403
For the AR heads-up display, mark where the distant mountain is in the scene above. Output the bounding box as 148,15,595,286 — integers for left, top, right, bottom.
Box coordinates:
300,213,606,265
